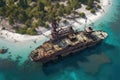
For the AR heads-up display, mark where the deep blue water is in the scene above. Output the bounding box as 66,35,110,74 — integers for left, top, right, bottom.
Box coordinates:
0,0,120,80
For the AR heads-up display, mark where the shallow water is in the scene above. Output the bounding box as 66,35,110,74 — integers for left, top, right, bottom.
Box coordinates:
0,0,120,80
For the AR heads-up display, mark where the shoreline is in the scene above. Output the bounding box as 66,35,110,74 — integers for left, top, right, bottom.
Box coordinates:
0,0,112,42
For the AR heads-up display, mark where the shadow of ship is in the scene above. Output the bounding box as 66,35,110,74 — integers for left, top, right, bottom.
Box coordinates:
0,41,118,80
41,41,117,75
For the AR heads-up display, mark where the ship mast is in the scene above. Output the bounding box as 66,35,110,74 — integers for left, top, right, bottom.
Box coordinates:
51,19,75,41
51,19,59,40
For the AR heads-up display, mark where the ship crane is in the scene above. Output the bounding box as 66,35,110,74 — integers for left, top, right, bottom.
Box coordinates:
51,20,60,40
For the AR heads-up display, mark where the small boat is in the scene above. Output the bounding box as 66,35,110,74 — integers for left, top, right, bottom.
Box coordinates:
0,48,8,54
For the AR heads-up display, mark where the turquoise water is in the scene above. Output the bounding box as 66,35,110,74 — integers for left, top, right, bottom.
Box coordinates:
0,0,120,80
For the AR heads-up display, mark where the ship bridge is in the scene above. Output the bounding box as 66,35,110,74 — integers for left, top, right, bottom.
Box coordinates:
51,20,75,41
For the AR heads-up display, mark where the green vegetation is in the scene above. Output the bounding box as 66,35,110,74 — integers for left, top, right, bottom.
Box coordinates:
0,0,101,35
79,12,85,18
97,5,102,9
63,20,67,24
86,6,91,10
16,27,37,35
90,9,96,13
86,0,101,13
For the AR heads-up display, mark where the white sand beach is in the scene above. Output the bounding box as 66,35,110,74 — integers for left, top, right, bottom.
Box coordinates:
0,0,112,42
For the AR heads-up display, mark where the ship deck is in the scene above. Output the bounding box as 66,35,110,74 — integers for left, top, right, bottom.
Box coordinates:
30,30,108,61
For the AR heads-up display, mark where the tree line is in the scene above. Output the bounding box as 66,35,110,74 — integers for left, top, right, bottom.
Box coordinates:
0,0,100,35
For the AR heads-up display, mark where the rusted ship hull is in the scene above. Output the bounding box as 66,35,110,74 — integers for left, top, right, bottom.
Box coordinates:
30,39,102,63
30,25,108,63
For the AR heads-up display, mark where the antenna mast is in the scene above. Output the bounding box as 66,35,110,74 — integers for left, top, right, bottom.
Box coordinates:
51,19,59,40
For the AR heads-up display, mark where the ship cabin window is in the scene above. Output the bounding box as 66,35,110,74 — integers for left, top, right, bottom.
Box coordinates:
70,37,77,42
84,40,86,42
68,34,78,42
81,45,83,48
67,44,72,47
58,40,68,48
